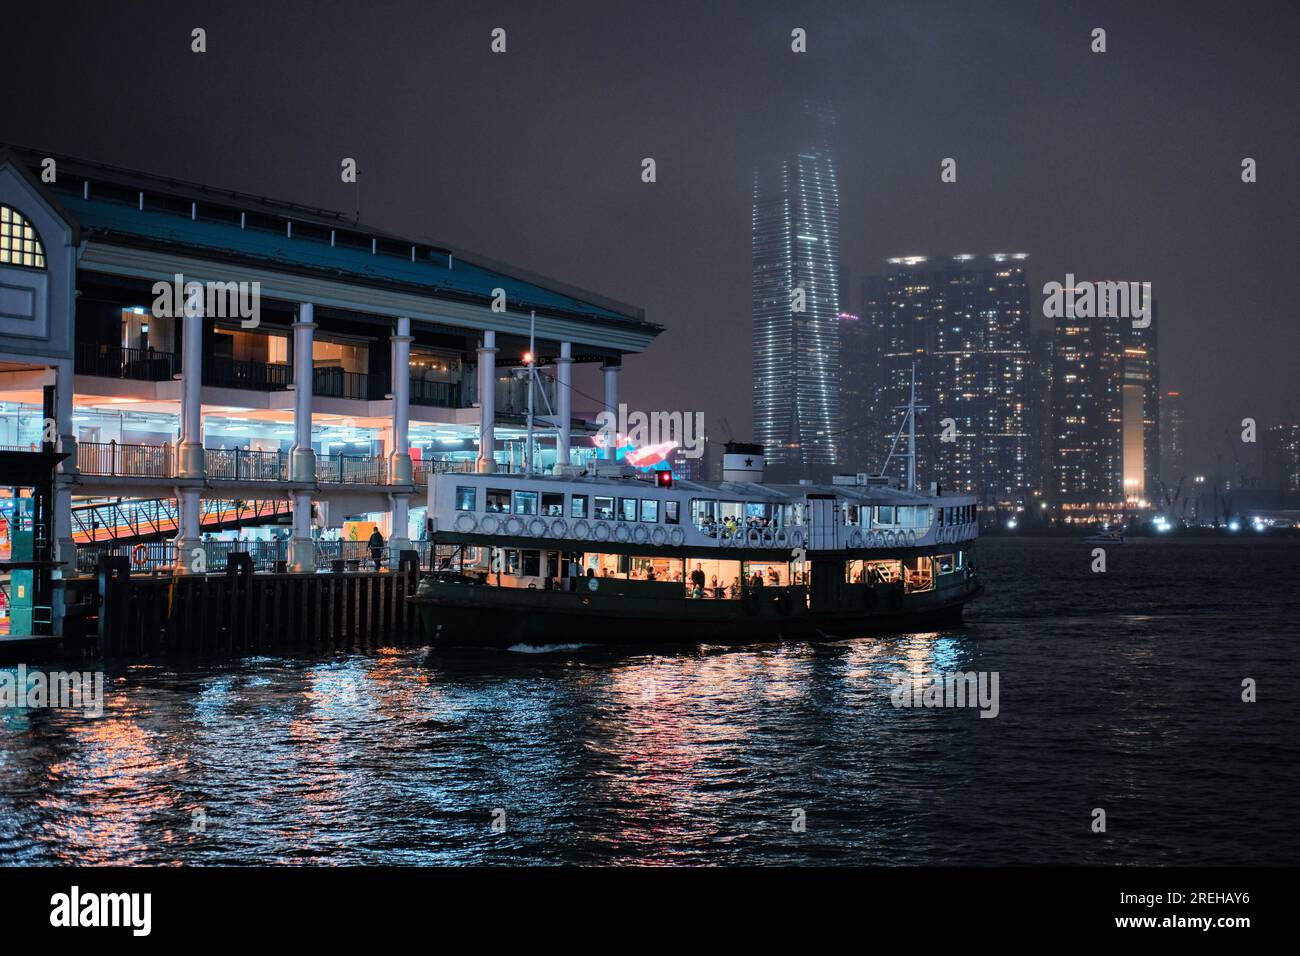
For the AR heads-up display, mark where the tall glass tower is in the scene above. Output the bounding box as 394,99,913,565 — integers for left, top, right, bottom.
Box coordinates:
751,103,840,480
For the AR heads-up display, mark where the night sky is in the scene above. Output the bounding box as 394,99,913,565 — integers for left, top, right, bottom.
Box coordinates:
8,0,1298,479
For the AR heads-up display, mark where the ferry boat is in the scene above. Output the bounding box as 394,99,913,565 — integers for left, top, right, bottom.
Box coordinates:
412,442,982,647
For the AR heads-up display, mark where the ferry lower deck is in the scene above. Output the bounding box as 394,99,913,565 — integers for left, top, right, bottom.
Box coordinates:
415,542,981,646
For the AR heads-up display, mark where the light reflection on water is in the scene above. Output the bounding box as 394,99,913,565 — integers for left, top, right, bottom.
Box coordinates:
1,538,1297,865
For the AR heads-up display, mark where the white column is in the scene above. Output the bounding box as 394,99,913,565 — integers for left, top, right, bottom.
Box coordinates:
173,294,205,573
476,329,497,473
602,363,620,459
555,341,573,471
288,304,317,572
289,491,314,572
176,296,204,478
52,359,75,632
389,317,412,555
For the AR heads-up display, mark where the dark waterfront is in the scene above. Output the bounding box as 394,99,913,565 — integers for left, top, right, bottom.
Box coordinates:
2,538,1296,866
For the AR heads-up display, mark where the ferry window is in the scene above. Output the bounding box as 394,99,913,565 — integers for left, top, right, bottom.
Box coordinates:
522,550,541,576
570,494,588,519
640,499,659,523
691,499,717,536
845,503,860,525
665,501,679,524
454,486,476,511
619,497,637,521
542,492,564,517
486,488,511,513
936,554,955,574
877,506,895,525
513,490,539,516
594,496,614,520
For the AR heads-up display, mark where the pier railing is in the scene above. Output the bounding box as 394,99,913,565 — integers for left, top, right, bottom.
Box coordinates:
78,441,175,478
316,454,388,484
205,448,289,481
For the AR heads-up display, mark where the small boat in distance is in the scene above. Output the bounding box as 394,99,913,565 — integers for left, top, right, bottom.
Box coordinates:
1083,529,1126,545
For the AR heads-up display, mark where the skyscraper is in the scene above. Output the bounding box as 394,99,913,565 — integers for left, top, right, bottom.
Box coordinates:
1049,285,1160,517
1159,389,1186,488
751,104,840,481
1262,424,1300,493
862,255,1032,511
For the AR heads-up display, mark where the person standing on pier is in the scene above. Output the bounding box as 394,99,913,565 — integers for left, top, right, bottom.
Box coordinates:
368,527,386,570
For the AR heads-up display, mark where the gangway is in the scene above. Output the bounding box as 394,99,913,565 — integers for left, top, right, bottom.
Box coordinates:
71,496,292,544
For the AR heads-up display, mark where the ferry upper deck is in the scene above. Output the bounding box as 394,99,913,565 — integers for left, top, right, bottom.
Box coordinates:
428,466,978,555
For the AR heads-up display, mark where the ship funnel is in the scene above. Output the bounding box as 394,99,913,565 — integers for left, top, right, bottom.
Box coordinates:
722,442,765,483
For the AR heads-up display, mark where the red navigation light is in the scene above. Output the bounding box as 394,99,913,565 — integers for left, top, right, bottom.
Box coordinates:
655,470,673,488
522,351,534,365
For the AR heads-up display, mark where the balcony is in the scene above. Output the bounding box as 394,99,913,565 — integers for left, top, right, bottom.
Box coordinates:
75,343,177,382
204,357,291,392
313,367,371,400
409,378,463,408
204,448,289,481
78,441,174,478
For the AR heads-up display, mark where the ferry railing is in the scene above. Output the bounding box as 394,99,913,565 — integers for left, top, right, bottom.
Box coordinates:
317,455,388,485
77,441,175,478
205,448,289,481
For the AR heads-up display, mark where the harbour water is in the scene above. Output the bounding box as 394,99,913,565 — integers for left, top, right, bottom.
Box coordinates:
2,537,1297,865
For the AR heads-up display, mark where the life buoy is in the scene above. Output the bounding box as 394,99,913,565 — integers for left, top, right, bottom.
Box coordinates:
790,529,804,549
549,518,568,538
632,525,651,545
747,528,762,547
592,521,612,542
454,513,477,533
572,519,591,541
614,524,632,543
479,514,500,534
761,528,775,547
906,530,917,548
504,516,524,536
848,529,864,548
651,526,668,546
669,527,685,547
885,531,897,547
775,529,789,548
132,544,148,567
528,517,548,537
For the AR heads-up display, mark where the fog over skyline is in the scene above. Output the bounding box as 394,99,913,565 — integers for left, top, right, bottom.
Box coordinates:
8,0,1298,480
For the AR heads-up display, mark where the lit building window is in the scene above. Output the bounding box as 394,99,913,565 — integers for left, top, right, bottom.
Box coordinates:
0,205,46,269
